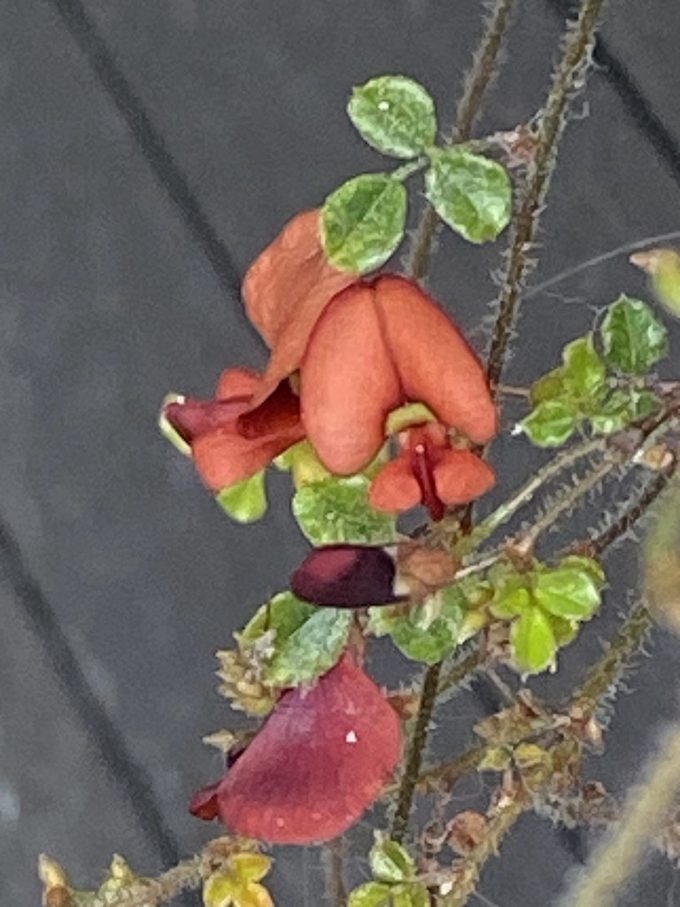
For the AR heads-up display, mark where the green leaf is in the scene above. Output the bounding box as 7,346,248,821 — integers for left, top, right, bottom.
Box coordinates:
370,840,416,884
600,295,669,375
490,579,531,619
370,587,464,664
511,606,557,674
425,147,512,243
590,387,662,435
561,335,606,406
347,75,437,159
557,555,606,586
348,882,393,907
549,615,579,648
216,473,267,523
393,884,429,907
521,399,578,447
264,608,352,686
530,368,567,407
292,475,397,544
533,567,601,620
322,173,407,273
239,591,316,647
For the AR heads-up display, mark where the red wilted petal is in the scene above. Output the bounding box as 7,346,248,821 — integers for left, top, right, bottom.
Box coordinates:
189,781,221,821
301,283,401,474
215,367,262,399
242,210,354,405
291,544,400,607
216,655,401,844
434,450,495,505
164,397,250,444
368,457,422,513
375,275,498,444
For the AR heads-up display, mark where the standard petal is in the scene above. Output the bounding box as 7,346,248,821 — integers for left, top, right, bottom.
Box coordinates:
301,283,401,474
375,275,497,444
368,457,422,513
217,655,401,844
434,449,495,504
242,210,353,403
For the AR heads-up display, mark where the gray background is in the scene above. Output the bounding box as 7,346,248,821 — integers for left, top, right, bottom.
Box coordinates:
3,1,680,904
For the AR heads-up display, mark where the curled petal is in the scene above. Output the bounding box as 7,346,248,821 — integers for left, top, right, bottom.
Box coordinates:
164,397,250,444
375,275,497,444
242,210,353,404
434,450,496,505
216,655,401,843
301,283,401,474
291,544,400,607
215,367,262,399
189,781,221,821
368,457,422,513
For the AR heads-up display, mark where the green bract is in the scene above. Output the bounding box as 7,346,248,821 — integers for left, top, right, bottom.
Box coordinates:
264,608,352,687
321,173,407,273
348,75,437,159
238,591,316,647
292,475,397,545
370,586,465,664
216,472,267,523
425,147,512,243
511,606,557,674
369,839,416,884
600,295,669,375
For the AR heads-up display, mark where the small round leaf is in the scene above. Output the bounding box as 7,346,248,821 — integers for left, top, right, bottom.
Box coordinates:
511,606,557,674
600,295,669,375
521,399,577,448
369,839,416,883
348,882,393,907
425,148,512,244
561,335,606,406
264,608,352,687
348,75,437,159
322,173,407,273
292,476,397,545
533,567,601,620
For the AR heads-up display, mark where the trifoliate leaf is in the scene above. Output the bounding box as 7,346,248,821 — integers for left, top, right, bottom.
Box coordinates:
369,839,416,884
511,606,557,674
370,586,464,664
322,173,407,273
425,147,512,243
216,473,267,523
600,295,669,375
264,608,352,686
521,399,578,447
530,368,567,407
533,567,601,620
203,854,274,907
561,335,607,407
292,475,397,544
347,75,437,159
348,882,393,907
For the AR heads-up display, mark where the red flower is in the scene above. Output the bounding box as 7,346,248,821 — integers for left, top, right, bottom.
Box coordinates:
369,422,496,521
299,275,498,475
164,368,304,491
242,209,355,406
189,655,401,844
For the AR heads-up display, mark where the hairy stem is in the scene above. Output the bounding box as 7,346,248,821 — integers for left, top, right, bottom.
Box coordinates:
486,0,607,389
407,0,518,279
323,836,347,907
83,856,203,907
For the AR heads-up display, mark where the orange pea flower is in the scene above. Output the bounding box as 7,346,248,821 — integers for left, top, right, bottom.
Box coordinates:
299,275,498,475
163,368,304,491
368,422,495,520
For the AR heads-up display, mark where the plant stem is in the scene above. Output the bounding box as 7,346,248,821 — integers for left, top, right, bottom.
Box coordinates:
458,437,606,555
390,661,442,842
407,0,518,280
82,855,204,907
486,0,608,390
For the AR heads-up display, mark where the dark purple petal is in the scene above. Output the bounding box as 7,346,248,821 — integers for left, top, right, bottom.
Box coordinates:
291,544,401,607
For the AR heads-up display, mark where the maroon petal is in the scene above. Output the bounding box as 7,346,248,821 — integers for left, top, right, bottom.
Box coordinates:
216,655,401,843
291,544,401,607
164,397,251,444
189,781,221,821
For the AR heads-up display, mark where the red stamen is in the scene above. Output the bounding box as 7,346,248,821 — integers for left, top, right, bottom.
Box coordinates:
412,443,445,521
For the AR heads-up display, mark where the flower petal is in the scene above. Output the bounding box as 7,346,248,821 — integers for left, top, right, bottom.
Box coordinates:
242,210,354,404
301,283,401,474
433,450,495,504
164,397,249,444
189,781,221,821
375,275,497,444
215,367,262,399
291,544,400,607
216,655,401,844
368,457,422,513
